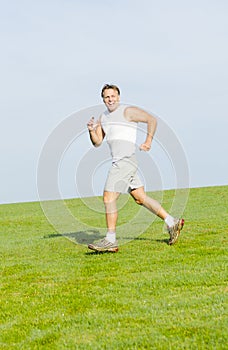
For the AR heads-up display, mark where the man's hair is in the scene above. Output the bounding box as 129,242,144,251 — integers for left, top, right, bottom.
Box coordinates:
101,84,120,98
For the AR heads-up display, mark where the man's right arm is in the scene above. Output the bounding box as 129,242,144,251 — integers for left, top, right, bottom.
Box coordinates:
87,117,105,147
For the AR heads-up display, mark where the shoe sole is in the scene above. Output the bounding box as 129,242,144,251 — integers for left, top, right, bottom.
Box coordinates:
88,244,119,253
168,219,185,245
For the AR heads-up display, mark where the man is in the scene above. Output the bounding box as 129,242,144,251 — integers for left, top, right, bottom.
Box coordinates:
87,84,184,252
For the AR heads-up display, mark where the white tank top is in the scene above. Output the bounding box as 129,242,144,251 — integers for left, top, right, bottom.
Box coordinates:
100,104,137,162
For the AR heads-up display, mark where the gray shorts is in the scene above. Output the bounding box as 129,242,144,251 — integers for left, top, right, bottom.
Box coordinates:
104,155,143,193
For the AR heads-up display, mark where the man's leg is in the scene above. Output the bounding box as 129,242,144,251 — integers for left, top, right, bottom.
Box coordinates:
130,186,168,219
103,191,120,241
87,191,120,252
130,186,184,244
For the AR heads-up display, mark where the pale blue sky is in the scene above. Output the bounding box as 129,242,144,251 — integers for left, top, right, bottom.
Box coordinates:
1,0,228,204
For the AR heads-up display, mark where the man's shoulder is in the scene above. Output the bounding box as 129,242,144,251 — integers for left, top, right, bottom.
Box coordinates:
124,105,141,121
125,105,140,113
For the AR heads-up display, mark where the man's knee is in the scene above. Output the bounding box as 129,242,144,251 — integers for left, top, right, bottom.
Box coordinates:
103,191,118,213
103,191,118,203
132,192,146,205
130,187,146,206
134,197,145,205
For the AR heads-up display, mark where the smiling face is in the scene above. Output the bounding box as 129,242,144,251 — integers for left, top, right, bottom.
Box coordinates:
102,88,120,112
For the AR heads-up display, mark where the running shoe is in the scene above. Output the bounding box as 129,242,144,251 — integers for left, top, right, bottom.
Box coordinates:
167,218,185,245
88,238,119,252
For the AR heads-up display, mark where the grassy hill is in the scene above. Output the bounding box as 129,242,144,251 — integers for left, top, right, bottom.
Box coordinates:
1,186,227,349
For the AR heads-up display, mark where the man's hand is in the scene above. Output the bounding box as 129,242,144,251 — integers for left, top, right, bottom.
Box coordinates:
87,116,104,147
139,142,151,151
87,117,98,131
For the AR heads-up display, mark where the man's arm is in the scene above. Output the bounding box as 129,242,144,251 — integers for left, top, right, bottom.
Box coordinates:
125,106,157,151
87,117,105,147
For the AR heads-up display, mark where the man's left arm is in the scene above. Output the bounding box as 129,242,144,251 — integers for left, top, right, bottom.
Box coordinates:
125,106,157,151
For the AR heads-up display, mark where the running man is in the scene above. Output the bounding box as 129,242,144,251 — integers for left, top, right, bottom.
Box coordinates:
87,84,184,252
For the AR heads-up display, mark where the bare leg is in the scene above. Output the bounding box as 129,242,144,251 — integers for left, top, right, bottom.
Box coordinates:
130,186,168,220
103,191,120,232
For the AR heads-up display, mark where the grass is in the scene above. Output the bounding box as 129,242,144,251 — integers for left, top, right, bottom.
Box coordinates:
0,186,227,349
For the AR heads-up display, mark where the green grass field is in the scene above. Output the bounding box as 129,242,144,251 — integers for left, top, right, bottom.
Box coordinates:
1,186,227,349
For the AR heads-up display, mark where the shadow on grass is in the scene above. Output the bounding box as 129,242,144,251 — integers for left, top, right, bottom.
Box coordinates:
124,237,168,244
44,231,169,245
85,250,118,255
43,230,101,245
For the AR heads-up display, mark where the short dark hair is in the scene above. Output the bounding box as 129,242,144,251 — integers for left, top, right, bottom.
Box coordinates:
101,84,120,98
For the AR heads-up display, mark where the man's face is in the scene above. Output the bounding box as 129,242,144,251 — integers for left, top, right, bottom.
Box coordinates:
102,88,120,112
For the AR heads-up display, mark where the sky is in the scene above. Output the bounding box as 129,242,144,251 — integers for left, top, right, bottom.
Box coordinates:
1,0,228,204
